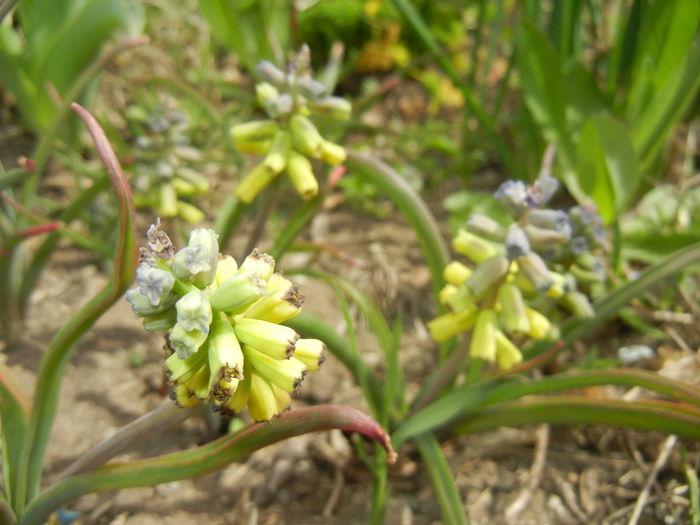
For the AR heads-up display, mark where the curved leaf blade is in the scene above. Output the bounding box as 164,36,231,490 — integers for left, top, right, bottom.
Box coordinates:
19,406,395,525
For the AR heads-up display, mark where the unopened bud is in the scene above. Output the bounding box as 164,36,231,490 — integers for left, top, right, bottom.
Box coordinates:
247,373,279,421
517,252,553,292
233,318,299,359
319,140,346,165
524,224,569,247
466,214,506,242
176,290,212,334
235,163,279,203
470,309,497,362
209,272,265,313
169,322,208,359
126,287,175,316
297,77,329,101
266,93,293,118
494,180,529,217
238,249,275,280
309,96,352,120
497,282,530,334
495,330,523,370
215,255,238,286
505,225,530,259
443,261,472,285
176,201,205,224
524,307,551,339
263,130,291,174
136,265,175,307
245,346,307,392
287,150,319,199
230,120,279,146
453,230,500,264
428,305,478,342
289,114,323,158
256,82,280,107
293,339,325,371
465,255,510,298
256,60,286,86
158,183,178,217
142,309,177,331
561,290,594,318
529,174,559,206
188,228,219,288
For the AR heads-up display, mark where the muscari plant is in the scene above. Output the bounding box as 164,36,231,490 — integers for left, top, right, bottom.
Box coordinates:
126,221,325,420
229,45,350,204
126,101,210,224
429,174,604,370
0,104,395,525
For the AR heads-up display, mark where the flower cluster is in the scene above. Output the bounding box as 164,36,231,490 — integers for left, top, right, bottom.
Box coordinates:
230,46,350,203
429,175,605,370
126,222,325,421
126,101,209,223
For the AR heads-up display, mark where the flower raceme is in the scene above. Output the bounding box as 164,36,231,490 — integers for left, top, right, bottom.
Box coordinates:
230,46,350,203
126,223,325,421
429,175,603,370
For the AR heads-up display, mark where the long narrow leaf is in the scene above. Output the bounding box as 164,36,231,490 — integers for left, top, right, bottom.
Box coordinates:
15,104,137,511
452,397,700,439
0,362,29,509
345,152,449,302
19,406,395,525
415,434,468,525
394,366,700,447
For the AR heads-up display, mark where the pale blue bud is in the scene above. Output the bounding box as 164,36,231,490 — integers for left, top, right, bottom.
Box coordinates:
136,264,175,307
528,174,559,206
188,228,219,287
256,60,286,87
172,246,211,282
175,289,212,334
494,180,529,217
505,225,530,259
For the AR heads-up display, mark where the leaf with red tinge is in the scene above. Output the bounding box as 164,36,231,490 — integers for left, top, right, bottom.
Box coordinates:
20,406,394,525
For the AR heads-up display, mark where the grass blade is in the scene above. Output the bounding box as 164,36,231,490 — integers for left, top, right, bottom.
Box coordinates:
0,362,29,510
415,434,468,525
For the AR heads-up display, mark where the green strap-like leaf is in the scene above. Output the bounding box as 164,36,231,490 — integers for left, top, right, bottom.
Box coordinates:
345,152,449,303
14,104,137,512
415,434,468,525
19,406,395,525
452,396,700,439
393,367,700,448
0,362,29,510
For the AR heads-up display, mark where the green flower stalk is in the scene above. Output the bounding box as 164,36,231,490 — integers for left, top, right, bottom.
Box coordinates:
126,222,326,420
126,100,210,223
430,174,605,369
230,46,350,203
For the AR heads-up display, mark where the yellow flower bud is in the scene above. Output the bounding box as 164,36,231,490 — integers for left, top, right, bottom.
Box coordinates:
469,309,497,362
287,151,319,200
495,330,523,370
443,261,472,285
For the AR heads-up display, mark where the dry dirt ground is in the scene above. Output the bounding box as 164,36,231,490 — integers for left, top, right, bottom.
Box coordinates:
4,205,700,525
